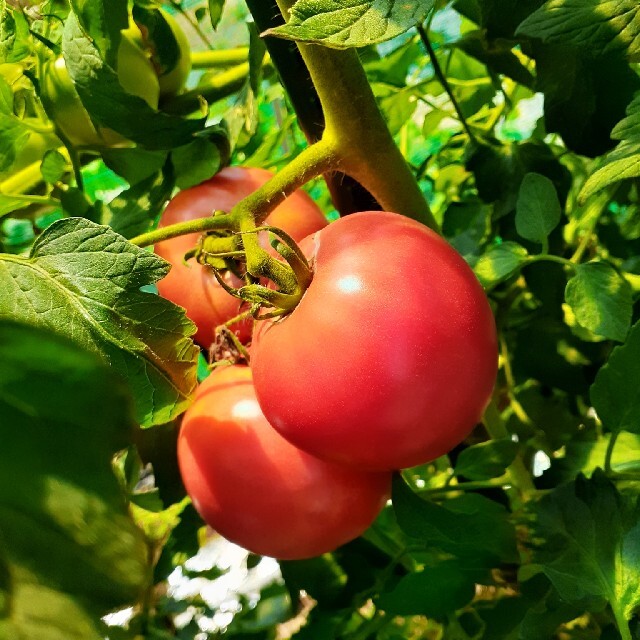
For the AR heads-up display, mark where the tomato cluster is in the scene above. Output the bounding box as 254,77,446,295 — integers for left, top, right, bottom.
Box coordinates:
160,168,498,559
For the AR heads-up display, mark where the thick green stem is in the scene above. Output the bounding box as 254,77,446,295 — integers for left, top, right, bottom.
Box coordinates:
273,0,437,230
233,138,339,289
130,212,234,248
612,603,633,640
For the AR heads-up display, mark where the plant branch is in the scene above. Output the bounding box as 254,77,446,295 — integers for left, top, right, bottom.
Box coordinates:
130,212,234,248
483,399,536,501
271,0,437,230
604,431,620,475
190,48,249,69
417,24,476,144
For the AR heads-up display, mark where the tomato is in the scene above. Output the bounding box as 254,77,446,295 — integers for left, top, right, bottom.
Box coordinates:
41,30,159,147
152,10,192,97
251,211,498,472
155,166,327,348
0,126,60,180
177,365,391,559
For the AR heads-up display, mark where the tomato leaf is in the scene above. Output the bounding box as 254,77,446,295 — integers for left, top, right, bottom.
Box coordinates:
454,439,519,480
378,559,482,620
580,94,640,201
530,470,640,620
474,241,529,289
590,319,640,436
0,218,199,426
392,474,518,563
172,138,222,190
265,0,436,49
0,3,31,63
0,321,149,639
69,0,129,65
40,149,68,184
517,0,640,60
515,172,562,243
103,170,174,239
534,44,640,158
63,12,207,150
564,262,632,342
101,148,168,186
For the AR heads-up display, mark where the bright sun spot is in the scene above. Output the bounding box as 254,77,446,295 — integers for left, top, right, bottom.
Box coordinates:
336,275,363,293
232,399,262,420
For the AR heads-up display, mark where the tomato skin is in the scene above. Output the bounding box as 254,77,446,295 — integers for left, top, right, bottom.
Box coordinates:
177,365,391,560
251,211,498,472
155,166,327,348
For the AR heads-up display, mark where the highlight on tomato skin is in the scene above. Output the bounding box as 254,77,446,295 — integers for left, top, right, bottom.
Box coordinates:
177,365,391,560
251,210,499,473
155,166,327,349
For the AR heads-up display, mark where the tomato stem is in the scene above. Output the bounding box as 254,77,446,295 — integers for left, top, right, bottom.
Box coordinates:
190,48,249,69
483,399,536,502
130,211,234,247
272,0,438,230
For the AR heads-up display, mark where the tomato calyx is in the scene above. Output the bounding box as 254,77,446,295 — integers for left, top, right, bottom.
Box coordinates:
195,224,314,318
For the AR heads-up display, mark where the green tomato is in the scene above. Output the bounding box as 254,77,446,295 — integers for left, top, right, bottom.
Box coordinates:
129,9,192,97
42,30,160,147
155,10,191,97
0,126,61,181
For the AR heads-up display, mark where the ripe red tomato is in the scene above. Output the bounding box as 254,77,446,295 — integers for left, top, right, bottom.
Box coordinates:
155,166,327,348
251,211,498,472
177,365,391,559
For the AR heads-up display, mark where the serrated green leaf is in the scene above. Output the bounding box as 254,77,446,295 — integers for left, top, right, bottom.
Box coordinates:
565,262,632,342
474,241,529,289
392,474,518,563
69,0,128,65
611,93,640,142
172,138,222,190
580,142,640,202
40,149,67,184
101,148,168,186
265,0,435,49
590,319,640,436
454,30,535,88
0,321,149,639
530,471,640,621
104,170,174,239
515,172,562,243
0,5,31,63
455,439,519,480
517,0,640,59
578,94,640,201
378,559,481,620
63,13,206,150
0,218,199,426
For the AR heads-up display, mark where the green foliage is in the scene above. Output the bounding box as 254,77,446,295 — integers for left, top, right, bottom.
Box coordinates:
266,0,435,49
0,218,199,426
2,0,640,638
530,471,640,622
0,321,148,639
